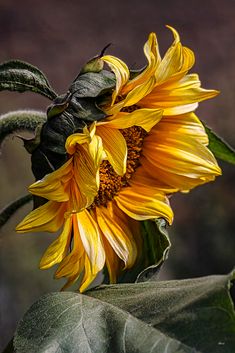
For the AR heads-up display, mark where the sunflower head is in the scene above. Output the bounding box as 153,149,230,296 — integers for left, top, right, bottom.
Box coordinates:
16,27,221,291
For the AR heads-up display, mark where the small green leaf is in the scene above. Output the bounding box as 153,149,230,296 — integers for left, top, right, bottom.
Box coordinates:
0,60,57,100
204,124,235,165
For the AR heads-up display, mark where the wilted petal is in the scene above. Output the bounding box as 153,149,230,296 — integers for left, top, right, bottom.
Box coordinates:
96,125,127,176
102,55,129,105
122,32,161,95
40,216,73,269
102,108,163,132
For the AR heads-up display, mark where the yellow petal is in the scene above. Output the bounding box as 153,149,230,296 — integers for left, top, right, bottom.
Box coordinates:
151,112,209,145
40,216,73,269
16,201,66,233
55,214,85,279
96,205,137,268
65,123,96,155
131,167,178,194
96,125,127,176
102,55,130,105
80,255,97,292
122,32,161,95
155,26,194,84
123,75,156,107
142,130,221,191
72,135,103,210
77,210,105,274
101,235,120,283
139,74,219,109
162,103,198,116
102,108,163,132
115,186,173,224
28,158,73,202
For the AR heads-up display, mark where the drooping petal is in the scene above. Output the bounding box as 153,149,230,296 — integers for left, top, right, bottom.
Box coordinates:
72,136,103,209
139,73,219,109
55,214,85,289
28,158,73,202
96,125,127,176
96,205,137,268
77,209,105,275
101,235,121,283
142,130,221,191
115,185,173,224
101,108,163,132
40,216,73,269
122,32,161,95
16,201,66,233
102,55,130,105
80,254,97,293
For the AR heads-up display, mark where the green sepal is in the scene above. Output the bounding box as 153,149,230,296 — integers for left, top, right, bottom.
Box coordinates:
204,124,235,165
80,56,104,74
0,60,57,100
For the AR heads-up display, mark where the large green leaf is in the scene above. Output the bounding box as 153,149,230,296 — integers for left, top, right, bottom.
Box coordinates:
13,273,234,353
0,60,57,100
204,124,235,165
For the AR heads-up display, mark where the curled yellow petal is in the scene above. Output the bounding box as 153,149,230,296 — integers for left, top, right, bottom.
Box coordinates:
102,55,129,105
96,125,127,176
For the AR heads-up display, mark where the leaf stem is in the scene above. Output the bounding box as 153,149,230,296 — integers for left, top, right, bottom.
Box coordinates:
0,110,46,147
0,194,32,229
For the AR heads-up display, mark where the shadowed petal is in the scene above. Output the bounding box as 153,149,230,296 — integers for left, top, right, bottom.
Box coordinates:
16,201,66,233
96,205,137,268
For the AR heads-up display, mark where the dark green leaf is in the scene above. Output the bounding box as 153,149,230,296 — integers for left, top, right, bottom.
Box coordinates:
89,272,235,353
14,273,234,353
204,124,235,165
70,70,115,98
14,292,192,353
0,60,57,100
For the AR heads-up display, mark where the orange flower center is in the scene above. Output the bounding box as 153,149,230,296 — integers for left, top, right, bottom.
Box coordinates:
92,125,147,207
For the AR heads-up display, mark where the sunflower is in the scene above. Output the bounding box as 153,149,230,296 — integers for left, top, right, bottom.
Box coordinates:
16,27,221,292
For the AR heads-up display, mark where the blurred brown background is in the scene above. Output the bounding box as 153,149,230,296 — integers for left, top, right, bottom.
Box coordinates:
0,0,234,349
